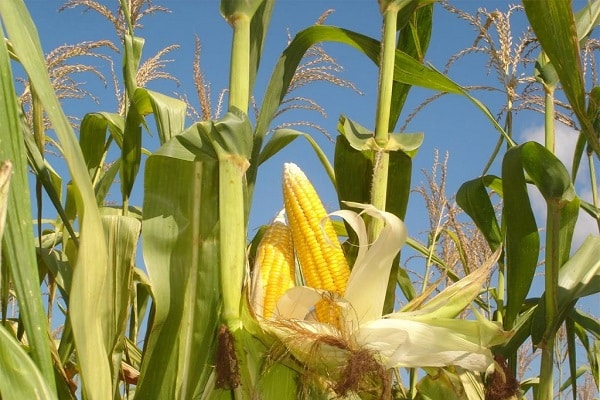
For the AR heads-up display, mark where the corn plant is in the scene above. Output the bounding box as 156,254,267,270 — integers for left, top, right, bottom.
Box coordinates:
0,0,599,399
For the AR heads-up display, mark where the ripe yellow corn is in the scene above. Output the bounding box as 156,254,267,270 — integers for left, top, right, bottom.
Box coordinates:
282,163,350,324
254,212,296,318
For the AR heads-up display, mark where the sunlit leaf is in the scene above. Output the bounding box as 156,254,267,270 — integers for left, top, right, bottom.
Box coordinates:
1,0,114,396
531,235,600,344
133,88,187,144
136,137,221,398
0,325,57,400
259,128,334,184
0,10,57,391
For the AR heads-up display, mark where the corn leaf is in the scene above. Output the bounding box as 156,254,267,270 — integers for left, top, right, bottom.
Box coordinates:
249,0,274,95
133,88,187,145
574,0,600,42
258,128,335,185
523,0,600,157
22,131,76,244
121,107,143,202
334,119,418,311
249,24,510,201
0,15,56,392
416,368,469,400
571,308,600,340
0,325,57,400
531,235,600,344
0,161,11,321
123,34,144,99
571,309,600,387
101,215,141,391
0,162,9,248
501,145,540,329
95,160,121,204
456,177,502,252
389,2,433,130
136,132,220,399
80,113,124,179
0,1,111,397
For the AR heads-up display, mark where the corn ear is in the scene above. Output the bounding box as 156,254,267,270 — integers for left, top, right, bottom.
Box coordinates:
282,163,350,324
254,211,296,318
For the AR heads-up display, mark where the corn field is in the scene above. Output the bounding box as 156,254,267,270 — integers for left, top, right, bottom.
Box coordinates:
0,0,599,399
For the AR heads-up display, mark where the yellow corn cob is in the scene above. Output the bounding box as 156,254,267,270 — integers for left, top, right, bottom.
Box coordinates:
282,163,350,325
254,212,296,318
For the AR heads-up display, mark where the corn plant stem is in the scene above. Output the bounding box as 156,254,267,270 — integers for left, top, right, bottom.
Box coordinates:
119,0,134,37
496,264,505,325
537,337,555,400
223,11,252,399
544,88,555,153
31,87,44,247
369,6,398,241
408,368,417,399
218,154,253,400
589,154,600,231
496,96,512,329
228,14,251,113
537,207,561,400
218,161,247,334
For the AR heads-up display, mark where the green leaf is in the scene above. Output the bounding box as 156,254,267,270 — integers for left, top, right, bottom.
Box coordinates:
123,34,144,99
255,363,299,399
121,105,143,202
0,13,56,392
337,115,423,154
564,318,578,397
249,0,274,94
415,368,468,400
133,88,187,145
574,1,600,46
220,0,264,20
22,129,77,244
95,159,120,205
389,2,433,129
154,121,218,162
101,215,141,390
249,24,511,199
81,112,125,150
571,310,600,387
334,134,373,207
0,161,9,245
211,109,253,158
456,177,502,252
80,113,115,180
257,129,302,165
502,145,540,329
259,128,334,185
136,149,221,399
495,303,537,357
334,129,416,312
531,235,600,344
1,1,111,397
571,308,600,340
0,325,57,400
503,143,579,342
523,0,600,157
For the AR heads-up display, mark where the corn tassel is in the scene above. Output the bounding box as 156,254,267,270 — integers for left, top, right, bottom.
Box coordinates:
282,163,350,325
254,211,296,318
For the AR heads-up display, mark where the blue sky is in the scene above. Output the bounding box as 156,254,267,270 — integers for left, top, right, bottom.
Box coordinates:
22,1,599,302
